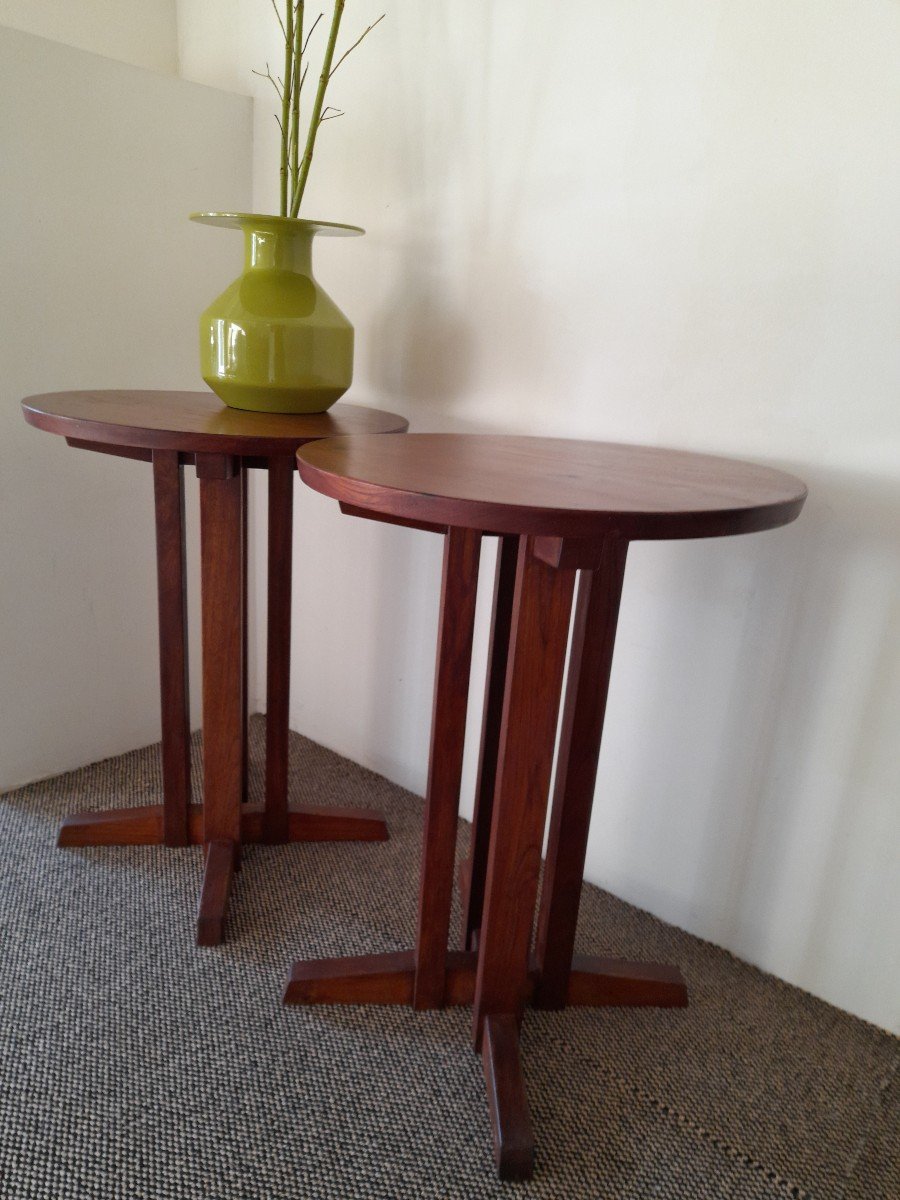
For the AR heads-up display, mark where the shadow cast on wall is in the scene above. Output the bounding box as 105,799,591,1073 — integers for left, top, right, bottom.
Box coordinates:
599,461,899,1022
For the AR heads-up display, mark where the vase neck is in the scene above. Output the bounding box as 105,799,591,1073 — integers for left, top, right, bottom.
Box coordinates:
244,227,312,273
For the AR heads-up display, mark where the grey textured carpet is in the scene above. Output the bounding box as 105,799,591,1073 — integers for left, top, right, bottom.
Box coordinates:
0,719,897,1200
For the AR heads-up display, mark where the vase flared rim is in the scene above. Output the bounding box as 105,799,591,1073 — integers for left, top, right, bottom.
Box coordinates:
190,211,364,238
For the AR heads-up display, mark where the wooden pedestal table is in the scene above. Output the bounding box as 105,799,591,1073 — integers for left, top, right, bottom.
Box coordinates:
287,434,807,1181
21,391,408,946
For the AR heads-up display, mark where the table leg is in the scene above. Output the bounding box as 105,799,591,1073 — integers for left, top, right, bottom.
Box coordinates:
197,839,236,946
533,540,627,1006
153,450,192,849
472,539,575,1041
471,538,575,1177
196,453,243,945
241,464,250,804
413,526,481,1008
59,451,192,849
459,534,517,951
482,1014,535,1182
532,538,688,1011
264,455,292,842
260,456,389,847
284,526,482,1009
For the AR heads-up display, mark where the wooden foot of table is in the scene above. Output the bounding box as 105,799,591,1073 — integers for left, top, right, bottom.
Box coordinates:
482,1015,535,1182
57,803,388,848
196,839,236,946
283,949,479,1007
283,947,686,1009
564,955,687,1008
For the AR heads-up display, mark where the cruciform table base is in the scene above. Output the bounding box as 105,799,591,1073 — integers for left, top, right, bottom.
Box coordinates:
282,947,686,1180
57,800,389,948
281,529,688,1180
283,948,686,1011
53,444,390,948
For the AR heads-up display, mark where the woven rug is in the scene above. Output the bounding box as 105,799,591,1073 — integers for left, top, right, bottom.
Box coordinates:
0,719,896,1199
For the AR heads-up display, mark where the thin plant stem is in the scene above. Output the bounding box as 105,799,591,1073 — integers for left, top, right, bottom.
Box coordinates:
259,0,384,217
290,0,344,217
290,1,304,208
280,1,294,216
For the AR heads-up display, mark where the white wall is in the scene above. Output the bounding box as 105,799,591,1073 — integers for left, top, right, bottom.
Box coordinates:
0,0,178,72
0,26,252,788
185,2,897,1031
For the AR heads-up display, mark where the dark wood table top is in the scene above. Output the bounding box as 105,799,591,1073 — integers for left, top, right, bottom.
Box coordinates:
22,390,409,457
297,434,807,540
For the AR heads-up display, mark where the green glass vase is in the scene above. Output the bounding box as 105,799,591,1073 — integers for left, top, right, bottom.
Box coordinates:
190,212,363,414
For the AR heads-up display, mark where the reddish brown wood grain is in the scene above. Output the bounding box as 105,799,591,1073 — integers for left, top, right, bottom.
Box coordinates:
198,455,243,854
460,534,518,950
566,956,688,1007
241,465,250,804
23,390,408,457
57,803,387,847
413,527,482,1009
472,539,576,1047
482,1015,535,1181
196,840,235,947
533,538,629,1008
265,456,294,842
297,434,807,540
284,950,479,1007
152,450,192,848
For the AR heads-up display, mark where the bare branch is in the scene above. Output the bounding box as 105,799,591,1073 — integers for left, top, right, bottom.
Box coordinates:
270,0,286,38
252,64,284,101
302,12,323,55
329,13,385,79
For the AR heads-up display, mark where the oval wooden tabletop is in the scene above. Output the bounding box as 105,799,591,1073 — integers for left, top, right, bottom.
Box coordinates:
22,390,408,457
296,434,807,541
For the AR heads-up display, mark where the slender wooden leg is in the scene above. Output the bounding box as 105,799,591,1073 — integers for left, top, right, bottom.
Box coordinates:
152,450,191,848
261,458,389,846
473,538,576,1048
460,534,517,950
264,456,293,843
472,540,578,1046
283,525,481,1011
196,840,235,946
530,538,687,1010
196,453,243,945
413,526,482,1009
532,539,628,1008
241,463,250,804
483,1015,535,1181
61,452,192,851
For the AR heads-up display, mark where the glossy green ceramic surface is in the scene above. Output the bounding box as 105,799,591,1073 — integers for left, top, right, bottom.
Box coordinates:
191,212,363,414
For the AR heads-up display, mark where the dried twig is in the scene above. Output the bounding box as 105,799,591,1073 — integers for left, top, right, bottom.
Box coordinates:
269,0,286,38
302,12,323,55
252,63,283,101
329,13,384,78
